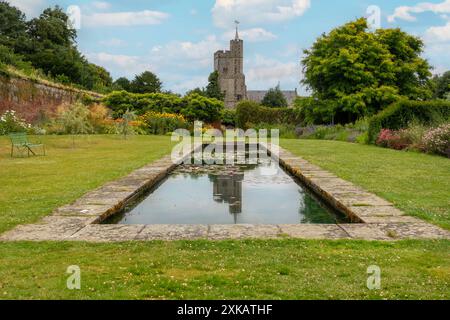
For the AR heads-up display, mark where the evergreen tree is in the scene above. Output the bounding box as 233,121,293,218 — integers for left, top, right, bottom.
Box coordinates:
261,85,288,108
131,71,162,94
205,71,225,101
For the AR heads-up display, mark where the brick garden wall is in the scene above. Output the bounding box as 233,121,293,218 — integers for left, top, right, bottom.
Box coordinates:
0,74,102,123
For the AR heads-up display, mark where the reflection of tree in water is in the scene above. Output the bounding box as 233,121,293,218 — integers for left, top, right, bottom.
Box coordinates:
210,172,244,224
299,191,338,224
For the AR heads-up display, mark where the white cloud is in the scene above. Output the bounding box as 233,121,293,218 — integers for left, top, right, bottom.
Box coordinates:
84,10,169,27
388,0,450,23
85,52,155,78
246,54,300,89
99,38,126,47
92,1,111,10
223,28,277,42
86,36,224,93
425,21,450,42
171,76,208,93
8,0,46,18
212,0,311,28
149,35,223,69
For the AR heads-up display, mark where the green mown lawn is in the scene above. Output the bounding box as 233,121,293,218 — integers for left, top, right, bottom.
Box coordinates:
281,139,450,230
0,240,449,299
0,135,174,234
0,135,449,299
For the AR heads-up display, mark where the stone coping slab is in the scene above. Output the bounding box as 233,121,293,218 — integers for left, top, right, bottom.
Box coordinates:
1,143,449,242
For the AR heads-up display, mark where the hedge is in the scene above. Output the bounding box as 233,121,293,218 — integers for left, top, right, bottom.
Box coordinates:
103,91,224,123
235,101,303,129
368,100,450,143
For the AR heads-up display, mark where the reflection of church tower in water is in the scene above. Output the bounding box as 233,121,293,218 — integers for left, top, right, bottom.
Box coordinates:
212,173,244,224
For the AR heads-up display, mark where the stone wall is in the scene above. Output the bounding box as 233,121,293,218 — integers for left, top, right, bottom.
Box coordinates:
0,73,103,123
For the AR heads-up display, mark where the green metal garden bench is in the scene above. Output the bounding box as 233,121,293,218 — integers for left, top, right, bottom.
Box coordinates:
9,133,46,157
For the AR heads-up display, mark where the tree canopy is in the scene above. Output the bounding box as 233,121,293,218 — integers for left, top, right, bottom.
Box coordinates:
0,2,112,92
432,71,450,99
261,85,288,108
130,71,162,94
302,18,433,123
205,71,225,101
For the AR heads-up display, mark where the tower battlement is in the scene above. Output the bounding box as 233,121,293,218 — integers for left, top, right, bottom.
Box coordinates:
214,24,247,109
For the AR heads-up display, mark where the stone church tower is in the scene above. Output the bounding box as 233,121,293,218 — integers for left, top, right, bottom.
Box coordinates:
214,23,247,109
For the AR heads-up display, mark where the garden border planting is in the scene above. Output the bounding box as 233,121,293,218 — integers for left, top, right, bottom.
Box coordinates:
1,143,449,242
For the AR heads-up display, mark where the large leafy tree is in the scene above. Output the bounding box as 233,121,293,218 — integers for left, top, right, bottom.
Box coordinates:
261,85,288,108
131,71,162,94
205,71,225,101
113,77,132,91
0,1,28,47
0,4,112,91
182,93,224,123
432,71,450,99
302,18,433,123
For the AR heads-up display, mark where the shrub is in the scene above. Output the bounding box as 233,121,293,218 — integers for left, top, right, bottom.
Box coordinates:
0,110,32,135
376,129,412,150
251,123,298,139
221,109,236,127
181,94,224,123
57,103,93,135
0,45,34,73
368,100,450,143
118,110,137,139
103,91,184,118
421,124,450,157
140,111,188,135
88,104,111,133
235,101,303,129
103,91,224,123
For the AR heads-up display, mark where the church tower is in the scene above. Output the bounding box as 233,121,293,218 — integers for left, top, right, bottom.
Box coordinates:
214,22,247,109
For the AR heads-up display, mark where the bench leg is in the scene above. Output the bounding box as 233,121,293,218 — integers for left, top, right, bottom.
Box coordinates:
27,146,36,156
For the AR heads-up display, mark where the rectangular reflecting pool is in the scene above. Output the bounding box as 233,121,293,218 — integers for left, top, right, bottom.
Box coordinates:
106,151,350,225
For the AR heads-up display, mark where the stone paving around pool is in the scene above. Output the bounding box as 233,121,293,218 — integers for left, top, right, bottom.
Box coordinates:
1,143,449,242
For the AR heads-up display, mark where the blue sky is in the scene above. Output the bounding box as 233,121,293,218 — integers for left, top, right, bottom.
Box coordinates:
8,0,450,94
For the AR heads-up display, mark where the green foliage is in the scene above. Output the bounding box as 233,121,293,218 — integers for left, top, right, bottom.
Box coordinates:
221,109,236,126
182,93,224,123
104,91,224,123
432,71,450,99
235,100,303,129
0,2,28,47
205,71,225,101
186,87,207,97
140,112,189,135
251,123,298,139
368,100,450,143
302,18,433,123
0,3,113,92
103,91,184,118
113,77,131,91
58,103,92,136
0,110,32,135
130,71,162,94
118,109,137,139
261,85,288,108
0,44,33,72
294,97,336,125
